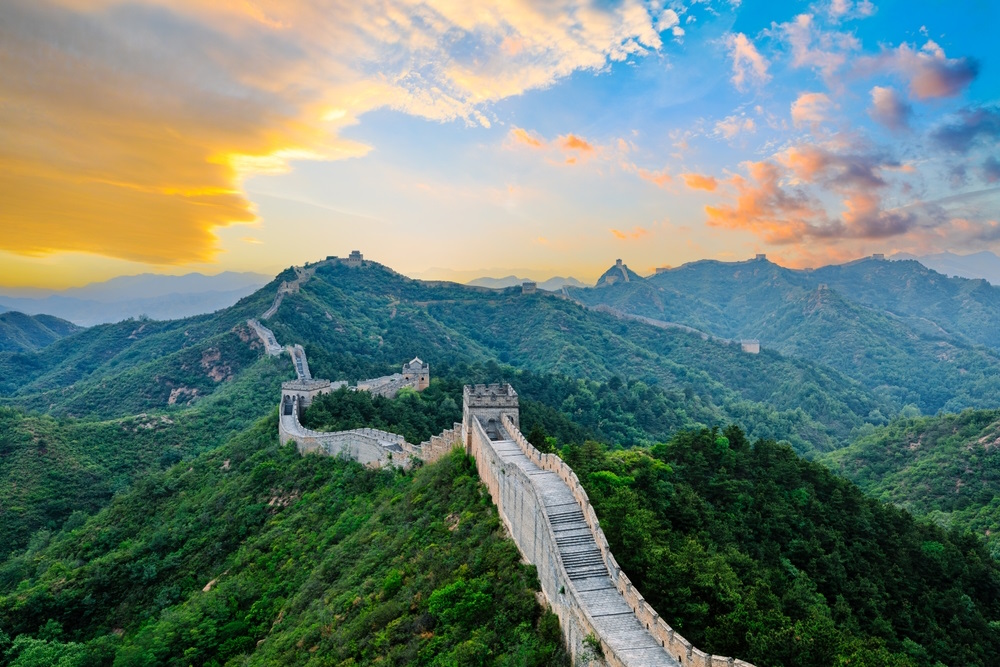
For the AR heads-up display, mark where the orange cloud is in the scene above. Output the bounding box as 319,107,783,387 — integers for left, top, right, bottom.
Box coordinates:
0,0,669,275
638,168,672,188
611,227,649,240
681,173,718,191
510,127,544,148
560,134,594,152
705,160,827,244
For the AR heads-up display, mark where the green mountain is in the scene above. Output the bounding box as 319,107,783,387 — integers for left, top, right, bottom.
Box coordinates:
596,260,644,286
0,355,287,559
823,409,1000,558
567,426,1000,667
3,257,1000,666
0,312,82,353
0,417,565,666
570,257,1000,415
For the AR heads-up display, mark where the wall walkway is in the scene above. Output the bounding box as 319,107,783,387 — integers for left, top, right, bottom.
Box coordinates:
252,258,753,667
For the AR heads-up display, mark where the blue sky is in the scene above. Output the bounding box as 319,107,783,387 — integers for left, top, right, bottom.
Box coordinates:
1,0,996,286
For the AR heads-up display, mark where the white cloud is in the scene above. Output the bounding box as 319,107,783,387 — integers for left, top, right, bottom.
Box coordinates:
725,32,771,90
771,13,860,82
715,114,756,139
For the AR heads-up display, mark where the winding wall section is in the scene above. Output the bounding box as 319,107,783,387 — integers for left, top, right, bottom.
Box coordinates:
254,258,753,667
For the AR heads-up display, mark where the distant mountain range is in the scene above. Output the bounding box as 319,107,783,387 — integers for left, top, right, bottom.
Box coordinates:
0,271,271,326
570,255,1000,416
892,250,1000,284
466,275,588,290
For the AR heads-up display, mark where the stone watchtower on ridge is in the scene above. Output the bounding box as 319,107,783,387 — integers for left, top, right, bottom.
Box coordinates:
402,357,430,391
462,383,519,452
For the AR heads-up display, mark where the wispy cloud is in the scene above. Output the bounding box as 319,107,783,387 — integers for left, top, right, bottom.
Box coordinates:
725,32,770,90
611,226,650,240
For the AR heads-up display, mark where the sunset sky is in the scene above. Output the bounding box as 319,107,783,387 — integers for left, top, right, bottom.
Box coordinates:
1,0,997,288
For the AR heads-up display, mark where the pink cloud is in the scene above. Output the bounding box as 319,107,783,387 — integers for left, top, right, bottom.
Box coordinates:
791,92,834,127
868,86,912,130
856,40,978,100
638,168,672,188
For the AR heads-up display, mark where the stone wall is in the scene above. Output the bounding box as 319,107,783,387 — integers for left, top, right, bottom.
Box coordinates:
414,422,463,463
279,403,415,468
464,416,609,665
499,413,754,667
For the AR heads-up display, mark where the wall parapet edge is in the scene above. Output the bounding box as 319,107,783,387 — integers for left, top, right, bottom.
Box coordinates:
500,413,754,667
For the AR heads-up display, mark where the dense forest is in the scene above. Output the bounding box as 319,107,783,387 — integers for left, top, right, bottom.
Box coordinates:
0,418,566,666
824,409,1000,557
552,426,1000,667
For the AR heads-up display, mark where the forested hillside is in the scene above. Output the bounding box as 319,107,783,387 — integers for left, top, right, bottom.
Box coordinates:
558,426,1000,667
0,312,81,353
2,256,999,666
269,260,891,453
0,356,287,558
570,257,1000,414
824,409,1000,557
0,417,565,666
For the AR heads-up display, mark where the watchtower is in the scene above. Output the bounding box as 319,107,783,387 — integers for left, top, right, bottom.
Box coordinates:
402,357,430,391
345,250,363,267
463,384,519,451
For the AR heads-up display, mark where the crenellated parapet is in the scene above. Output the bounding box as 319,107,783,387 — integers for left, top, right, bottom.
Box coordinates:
460,383,754,667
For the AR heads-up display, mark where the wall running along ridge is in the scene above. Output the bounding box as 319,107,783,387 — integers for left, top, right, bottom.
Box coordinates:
255,258,754,666
492,412,753,667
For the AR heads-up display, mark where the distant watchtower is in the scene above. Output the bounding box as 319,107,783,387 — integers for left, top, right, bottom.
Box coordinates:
522,281,537,294
402,357,430,391
345,250,363,267
755,253,767,261
463,384,519,451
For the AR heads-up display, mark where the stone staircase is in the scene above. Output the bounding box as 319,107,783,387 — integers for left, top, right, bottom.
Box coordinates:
490,440,680,667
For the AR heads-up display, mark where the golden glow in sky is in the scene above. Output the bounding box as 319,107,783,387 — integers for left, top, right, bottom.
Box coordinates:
1,0,997,288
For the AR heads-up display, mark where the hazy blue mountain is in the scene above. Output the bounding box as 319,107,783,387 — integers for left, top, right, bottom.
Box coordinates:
892,250,1000,284
0,271,271,326
467,275,588,290
570,257,1000,415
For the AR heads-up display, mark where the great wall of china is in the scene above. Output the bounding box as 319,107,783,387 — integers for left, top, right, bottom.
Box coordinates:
246,252,754,667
